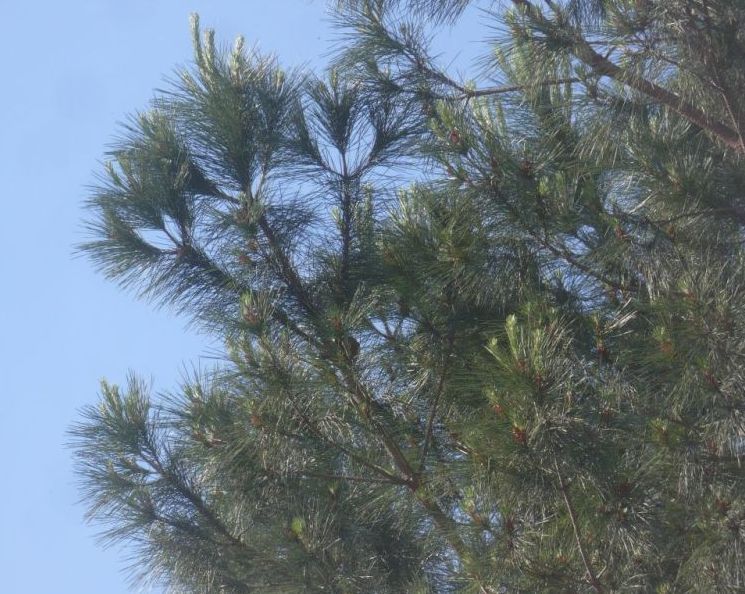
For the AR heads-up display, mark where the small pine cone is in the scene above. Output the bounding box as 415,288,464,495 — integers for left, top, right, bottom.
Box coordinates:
234,207,251,225
250,413,263,428
614,481,633,499
469,510,486,527
715,497,731,515
511,425,528,445
243,308,261,327
600,408,614,424
519,158,534,177
504,515,516,535
703,369,719,389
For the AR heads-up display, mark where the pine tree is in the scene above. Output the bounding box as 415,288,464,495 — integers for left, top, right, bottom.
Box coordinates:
72,2,745,592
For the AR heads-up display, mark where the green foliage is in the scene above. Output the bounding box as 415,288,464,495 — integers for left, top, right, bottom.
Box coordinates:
73,2,745,592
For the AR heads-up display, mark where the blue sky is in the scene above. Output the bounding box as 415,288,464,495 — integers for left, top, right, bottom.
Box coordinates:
0,2,483,592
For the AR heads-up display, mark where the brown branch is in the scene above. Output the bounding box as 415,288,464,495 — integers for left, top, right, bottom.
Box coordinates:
397,31,579,103
554,459,604,593
339,152,354,298
195,185,317,343
142,447,246,548
332,340,497,588
535,235,634,293
511,0,744,152
416,493,497,594
465,171,633,293
342,368,418,481
418,369,448,473
248,192,419,490
297,471,398,485
460,78,580,99
652,206,745,226
285,398,408,486
258,215,318,317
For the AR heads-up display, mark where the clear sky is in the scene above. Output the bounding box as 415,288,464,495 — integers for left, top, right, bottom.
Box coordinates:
0,1,483,592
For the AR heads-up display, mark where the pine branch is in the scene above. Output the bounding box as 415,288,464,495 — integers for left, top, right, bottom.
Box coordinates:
459,78,581,99
134,430,248,549
286,395,409,486
342,366,418,482
297,471,400,484
417,369,448,474
339,151,354,299
76,7,745,591
511,0,744,152
554,459,604,593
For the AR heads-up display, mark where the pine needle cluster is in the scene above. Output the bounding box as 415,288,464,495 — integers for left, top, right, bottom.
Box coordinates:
72,2,745,592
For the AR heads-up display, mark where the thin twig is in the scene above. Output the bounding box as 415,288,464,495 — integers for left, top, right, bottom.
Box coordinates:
554,459,605,593
418,361,450,473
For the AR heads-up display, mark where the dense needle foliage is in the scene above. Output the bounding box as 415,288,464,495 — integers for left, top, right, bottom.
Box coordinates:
72,1,745,591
